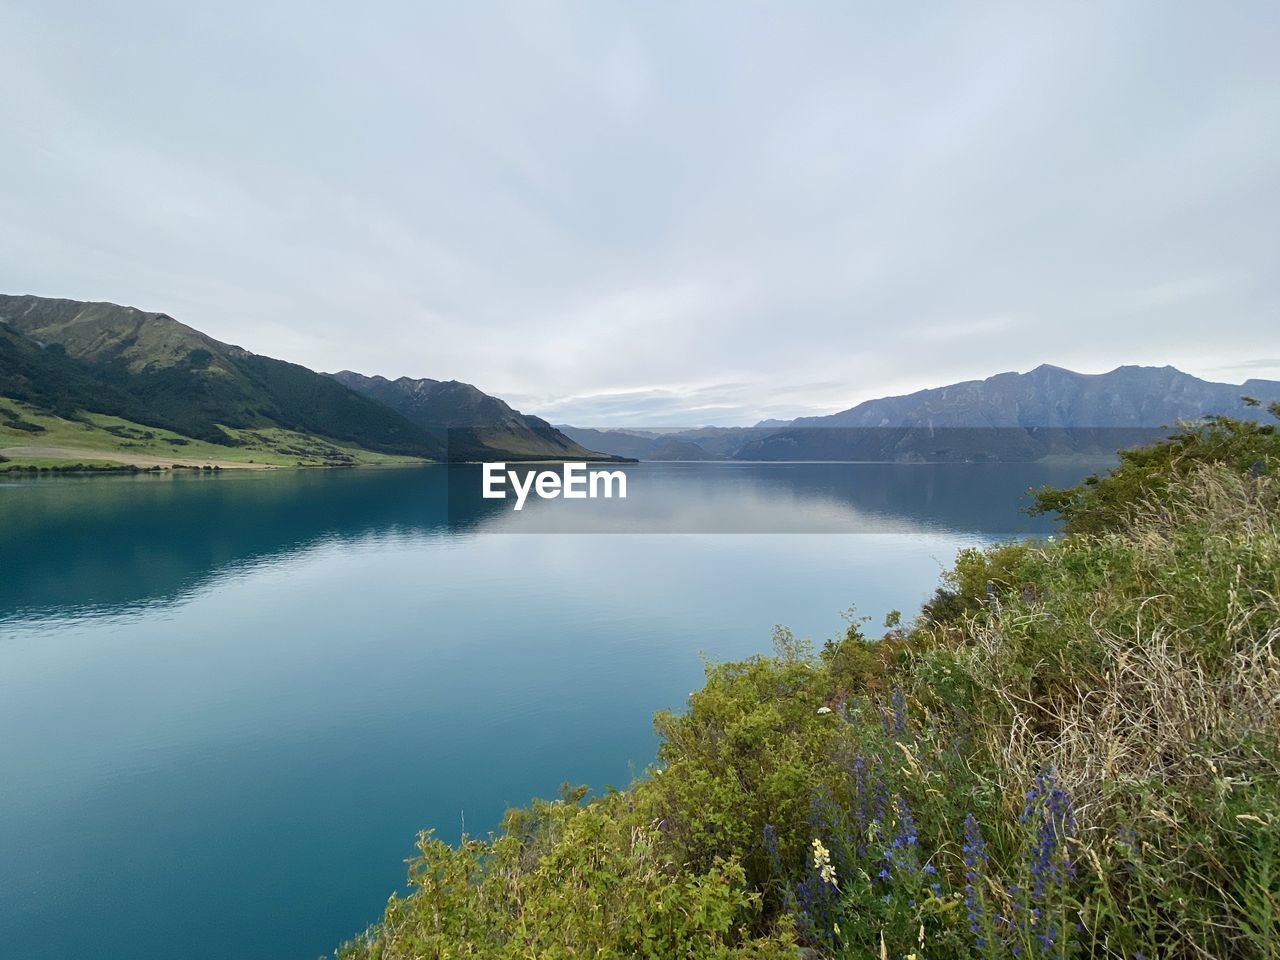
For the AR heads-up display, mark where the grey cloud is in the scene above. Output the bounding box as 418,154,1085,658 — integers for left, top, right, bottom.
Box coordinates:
1,1,1277,427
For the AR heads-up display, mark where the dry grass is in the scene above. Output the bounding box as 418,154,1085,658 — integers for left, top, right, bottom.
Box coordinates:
919,466,1280,956
953,466,1279,824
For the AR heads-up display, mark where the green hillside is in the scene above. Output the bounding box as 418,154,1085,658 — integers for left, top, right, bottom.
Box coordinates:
0,322,139,418
0,294,444,458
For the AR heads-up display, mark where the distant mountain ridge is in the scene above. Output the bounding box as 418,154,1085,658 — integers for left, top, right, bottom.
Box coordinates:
774,364,1279,429
555,425,769,461
562,365,1280,462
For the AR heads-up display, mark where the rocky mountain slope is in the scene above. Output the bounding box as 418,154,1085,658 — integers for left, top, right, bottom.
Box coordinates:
330,372,615,461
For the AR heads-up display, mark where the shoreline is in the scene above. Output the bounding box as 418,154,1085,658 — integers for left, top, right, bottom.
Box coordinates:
1,444,1112,477
0,445,285,471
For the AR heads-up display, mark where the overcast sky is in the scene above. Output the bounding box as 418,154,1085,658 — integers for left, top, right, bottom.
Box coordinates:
2,2,1277,426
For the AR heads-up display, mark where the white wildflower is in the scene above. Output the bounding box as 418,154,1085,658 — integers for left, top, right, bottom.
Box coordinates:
817,706,833,715
811,838,838,887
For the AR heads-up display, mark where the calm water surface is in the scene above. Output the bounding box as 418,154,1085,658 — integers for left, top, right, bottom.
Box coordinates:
0,462,1093,959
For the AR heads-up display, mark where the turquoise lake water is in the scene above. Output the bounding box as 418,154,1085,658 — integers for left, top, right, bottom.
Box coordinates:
0,461,1093,959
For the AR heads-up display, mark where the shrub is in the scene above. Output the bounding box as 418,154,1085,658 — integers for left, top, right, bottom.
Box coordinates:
1030,401,1280,535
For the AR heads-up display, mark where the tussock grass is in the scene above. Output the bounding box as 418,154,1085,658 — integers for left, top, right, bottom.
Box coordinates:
954,466,1279,819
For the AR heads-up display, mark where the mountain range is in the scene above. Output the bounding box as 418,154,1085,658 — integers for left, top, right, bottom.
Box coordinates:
5,292,1277,469
559,365,1280,462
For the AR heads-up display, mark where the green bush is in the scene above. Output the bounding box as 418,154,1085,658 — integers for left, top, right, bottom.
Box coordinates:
1030,401,1280,535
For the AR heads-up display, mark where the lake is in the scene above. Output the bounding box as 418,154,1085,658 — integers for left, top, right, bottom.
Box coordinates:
0,461,1094,959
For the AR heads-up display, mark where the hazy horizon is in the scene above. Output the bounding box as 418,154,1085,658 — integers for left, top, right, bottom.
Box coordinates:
3,2,1278,426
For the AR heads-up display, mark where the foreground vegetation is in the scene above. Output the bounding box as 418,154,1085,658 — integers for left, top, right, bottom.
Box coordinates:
337,409,1280,959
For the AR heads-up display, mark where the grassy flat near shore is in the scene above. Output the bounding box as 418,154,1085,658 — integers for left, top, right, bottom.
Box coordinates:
0,398,427,473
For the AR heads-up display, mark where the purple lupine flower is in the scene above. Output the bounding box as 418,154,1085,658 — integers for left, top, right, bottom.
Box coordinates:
1022,769,1077,901
809,788,853,880
880,797,920,882
762,823,782,877
851,753,889,857
890,686,911,742
791,871,839,948
1113,823,1139,879
851,755,872,856
872,765,890,825
893,798,918,849
963,813,988,939
1017,769,1079,957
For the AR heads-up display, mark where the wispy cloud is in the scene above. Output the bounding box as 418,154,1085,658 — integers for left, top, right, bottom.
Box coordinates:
511,378,863,427
1213,358,1280,371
